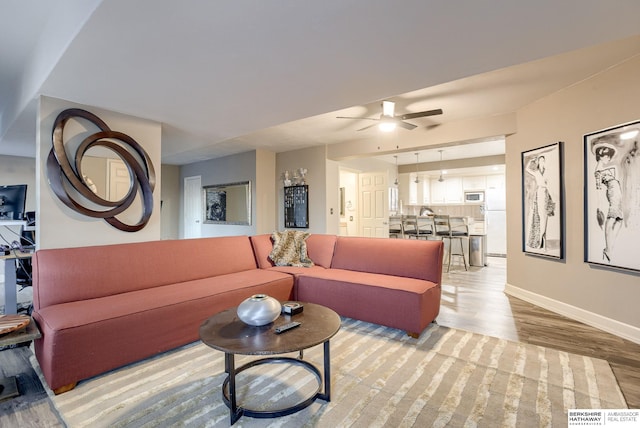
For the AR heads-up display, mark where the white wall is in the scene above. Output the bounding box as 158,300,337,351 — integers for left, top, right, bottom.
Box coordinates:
339,169,358,236
325,158,340,235
506,55,640,342
37,96,162,249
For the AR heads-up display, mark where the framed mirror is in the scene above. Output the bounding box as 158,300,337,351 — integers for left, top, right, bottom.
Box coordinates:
203,181,252,225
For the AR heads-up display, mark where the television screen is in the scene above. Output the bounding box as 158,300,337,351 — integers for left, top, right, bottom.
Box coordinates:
0,184,27,221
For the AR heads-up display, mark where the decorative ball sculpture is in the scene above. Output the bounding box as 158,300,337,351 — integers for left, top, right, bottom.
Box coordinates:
236,294,281,326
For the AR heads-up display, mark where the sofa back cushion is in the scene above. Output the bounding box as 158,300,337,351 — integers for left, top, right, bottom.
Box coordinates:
250,234,337,268
33,236,258,309
331,236,443,284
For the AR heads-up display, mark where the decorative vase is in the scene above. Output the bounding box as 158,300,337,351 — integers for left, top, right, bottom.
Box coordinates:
236,294,281,326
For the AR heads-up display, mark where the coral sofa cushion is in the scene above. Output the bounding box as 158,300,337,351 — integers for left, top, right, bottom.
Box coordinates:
33,236,258,309
296,269,440,334
331,236,443,283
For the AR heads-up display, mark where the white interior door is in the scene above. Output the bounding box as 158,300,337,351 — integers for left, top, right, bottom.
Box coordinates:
359,171,389,237
108,158,142,225
108,158,132,201
184,176,202,238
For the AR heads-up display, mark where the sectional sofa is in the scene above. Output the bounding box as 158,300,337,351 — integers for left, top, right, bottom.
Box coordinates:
32,234,443,393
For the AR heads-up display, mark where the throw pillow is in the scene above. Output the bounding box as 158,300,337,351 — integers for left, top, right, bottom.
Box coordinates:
269,230,314,267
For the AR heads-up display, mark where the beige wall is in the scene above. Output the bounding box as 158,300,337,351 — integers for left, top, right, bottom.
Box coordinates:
37,96,162,249
255,149,277,234
160,164,180,240
506,55,640,342
277,146,337,234
0,155,36,213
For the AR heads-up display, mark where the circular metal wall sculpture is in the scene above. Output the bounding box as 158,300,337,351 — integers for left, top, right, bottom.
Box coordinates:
47,108,156,232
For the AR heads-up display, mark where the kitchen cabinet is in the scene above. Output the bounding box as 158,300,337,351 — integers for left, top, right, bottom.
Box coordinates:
420,179,430,204
398,173,430,205
430,179,445,203
445,177,463,203
486,174,505,189
398,173,415,206
463,175,486,191
431,177,463,203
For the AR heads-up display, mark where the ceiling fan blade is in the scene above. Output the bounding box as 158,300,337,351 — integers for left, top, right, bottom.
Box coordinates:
336,116,379,121
399,109,443,120
357,123,379,131
396,121,417,130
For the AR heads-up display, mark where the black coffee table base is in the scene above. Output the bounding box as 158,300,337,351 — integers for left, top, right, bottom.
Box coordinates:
222,341,331,425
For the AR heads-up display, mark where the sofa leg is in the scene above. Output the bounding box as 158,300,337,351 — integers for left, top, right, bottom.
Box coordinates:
53,382,77,395
406,332,420,339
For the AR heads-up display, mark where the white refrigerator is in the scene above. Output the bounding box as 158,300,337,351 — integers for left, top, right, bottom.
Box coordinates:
484,187,507,256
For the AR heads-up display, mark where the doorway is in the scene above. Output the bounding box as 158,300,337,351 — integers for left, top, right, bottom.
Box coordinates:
184,176,202,238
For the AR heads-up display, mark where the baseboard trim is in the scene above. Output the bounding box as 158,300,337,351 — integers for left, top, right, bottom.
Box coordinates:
504,283,640,346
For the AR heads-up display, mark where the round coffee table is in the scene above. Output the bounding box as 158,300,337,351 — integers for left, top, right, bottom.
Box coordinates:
199,302,341,425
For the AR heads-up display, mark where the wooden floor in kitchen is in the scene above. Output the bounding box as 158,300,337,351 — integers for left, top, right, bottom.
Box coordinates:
437,256,640,409
1,256,639,426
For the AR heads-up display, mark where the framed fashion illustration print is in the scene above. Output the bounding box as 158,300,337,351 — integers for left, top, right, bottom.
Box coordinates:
521,142,564,259
584,121,640,272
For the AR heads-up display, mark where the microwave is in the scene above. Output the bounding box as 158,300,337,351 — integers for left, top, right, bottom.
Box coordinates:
464,191,484,204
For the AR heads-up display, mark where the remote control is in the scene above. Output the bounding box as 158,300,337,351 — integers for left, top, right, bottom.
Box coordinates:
275,321,301,334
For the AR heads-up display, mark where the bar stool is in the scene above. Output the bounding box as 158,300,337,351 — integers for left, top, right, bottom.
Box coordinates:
434,215,468,272
405,215,434,240
388,215,404,238
401,215,417,238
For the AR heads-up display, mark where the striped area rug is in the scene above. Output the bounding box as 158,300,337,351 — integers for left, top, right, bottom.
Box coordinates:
42,318,626,427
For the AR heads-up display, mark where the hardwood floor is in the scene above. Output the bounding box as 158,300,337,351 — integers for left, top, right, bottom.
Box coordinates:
437,256,640,408
1,256,638,426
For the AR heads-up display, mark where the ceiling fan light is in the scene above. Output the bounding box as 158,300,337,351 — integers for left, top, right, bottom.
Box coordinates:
378,121,396,132
382,100,395,117
621,129,639,140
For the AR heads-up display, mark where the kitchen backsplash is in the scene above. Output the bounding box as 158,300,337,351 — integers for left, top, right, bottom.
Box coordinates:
399,203,484,221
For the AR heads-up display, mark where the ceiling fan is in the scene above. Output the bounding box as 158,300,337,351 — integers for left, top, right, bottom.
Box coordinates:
337,100,442,132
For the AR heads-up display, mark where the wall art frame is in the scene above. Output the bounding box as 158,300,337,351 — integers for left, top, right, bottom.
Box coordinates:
584,120,640,272
203,181,251,225
521,141,564,259
284,185,309,229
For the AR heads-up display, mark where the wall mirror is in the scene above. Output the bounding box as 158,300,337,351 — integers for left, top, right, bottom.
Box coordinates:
80,146,133,202
203,181,252,225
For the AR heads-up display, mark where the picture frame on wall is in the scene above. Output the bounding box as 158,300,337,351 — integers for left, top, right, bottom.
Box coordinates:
204,187,227,222
202,181,252,225
521,141,564,259
584,120,640,272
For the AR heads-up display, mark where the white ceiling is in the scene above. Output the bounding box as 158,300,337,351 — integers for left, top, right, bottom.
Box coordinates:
1,1,640,168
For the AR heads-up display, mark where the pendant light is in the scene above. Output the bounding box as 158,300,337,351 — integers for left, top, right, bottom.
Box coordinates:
393,155,399,186
438,149,445,182
414,153,420,184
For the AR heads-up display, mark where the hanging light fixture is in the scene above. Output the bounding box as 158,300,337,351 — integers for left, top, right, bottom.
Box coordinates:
438,149,445,182
414,153,420,184
393,155,399,186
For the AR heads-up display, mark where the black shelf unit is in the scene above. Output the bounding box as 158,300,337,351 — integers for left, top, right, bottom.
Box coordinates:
284,185,309,228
